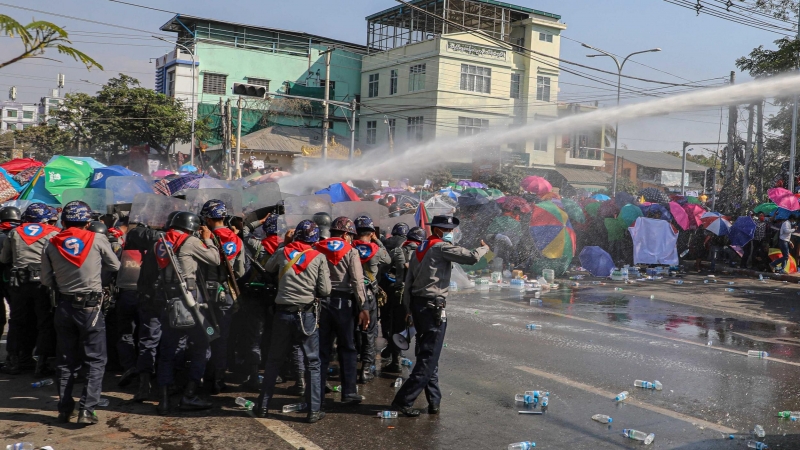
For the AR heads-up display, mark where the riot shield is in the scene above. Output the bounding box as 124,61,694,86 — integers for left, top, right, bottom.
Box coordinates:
197,178,230,189
61,188,113,213
106,176,154,204
130,193,188,228
283,194,331,216
242,182,282,215
382,214,417,237
182,188,243,217
331,201,390,224
116,249,142,290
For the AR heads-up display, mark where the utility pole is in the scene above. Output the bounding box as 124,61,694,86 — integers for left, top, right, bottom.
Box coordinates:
226,99,232,180
789,10,800,193
742,103,755,205
235,96,243,179
349,98,357,159
724,71,737,207
757,100,765,200
321,48,333,161
681,141,689,196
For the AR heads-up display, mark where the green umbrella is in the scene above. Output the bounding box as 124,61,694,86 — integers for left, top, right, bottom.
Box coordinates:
687,196,703,205
585,202,601,218
45,156,93,202
561,198,585,224
619,203,643,226
604,217,628,242
462,187,488,197
754,202,778,215
486,188,504,200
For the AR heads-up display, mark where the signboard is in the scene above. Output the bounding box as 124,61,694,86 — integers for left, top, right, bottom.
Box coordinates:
661,170,688,187
446,41,507,60
252,159,265,170
501,152,530,167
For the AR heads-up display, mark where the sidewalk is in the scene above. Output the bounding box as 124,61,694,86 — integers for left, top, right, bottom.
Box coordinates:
684,259,800,283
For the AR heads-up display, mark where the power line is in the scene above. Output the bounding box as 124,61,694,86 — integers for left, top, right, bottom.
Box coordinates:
107,0,177,14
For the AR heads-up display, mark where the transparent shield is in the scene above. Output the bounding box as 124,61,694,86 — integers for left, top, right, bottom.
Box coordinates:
130,193,188,228
106,176,154,204
243,182,282,214
61,188,113,212
197,178,231,189
382,215,417,237
182,188,243,217
331,201,390,225
284,194,331,216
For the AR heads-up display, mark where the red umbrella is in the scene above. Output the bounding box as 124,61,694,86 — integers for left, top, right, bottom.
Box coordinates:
768,187,800,211
521,176,552,195
497,196,532,213
668,201,689,230
0,158,42,175
682,203,705,229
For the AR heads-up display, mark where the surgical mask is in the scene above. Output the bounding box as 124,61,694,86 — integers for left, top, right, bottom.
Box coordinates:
442,232,454,243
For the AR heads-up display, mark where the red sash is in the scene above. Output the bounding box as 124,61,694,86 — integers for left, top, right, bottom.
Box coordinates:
0,222,17,232
353,240,379,264
213,227,242,261
315,237,352,265
261,235,282,256
402,240,420,248
154,229,190,269
108,227,124,239
50,228,97,267
18,223,60,246
415,237,443,262
283,241,321,275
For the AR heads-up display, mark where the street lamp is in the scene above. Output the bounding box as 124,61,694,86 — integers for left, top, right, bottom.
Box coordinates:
153,36,196,168
582,43,661,197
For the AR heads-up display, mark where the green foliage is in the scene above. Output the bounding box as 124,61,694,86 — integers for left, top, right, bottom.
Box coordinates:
13,124,74,159
485,164,526,194
0,15,101,70
424,167,455,189
663,151,719,168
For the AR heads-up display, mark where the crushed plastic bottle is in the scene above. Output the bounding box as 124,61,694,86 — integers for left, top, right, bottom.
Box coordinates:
515,394,535,404
592,414,613,424
540,396,549,407
704,280,710,284
614,288,623,292
728,282,735,285
748,351,769,358
332,385,341,392
507,441,535,450
614,391,629,402
634,380,654,389
400,357,413,367
377,411,399,419
725,288,735,292
524,390,549,398
31,379,53,388
282,402,307,413
673,280,684,285
235,397,254,411
622,429,655,445
753,424,765,438
97,397,110,407
680,248,690,258
5,443,34,450
449,281,458,292
777,411,800,418
394,378,403,388
526,324,542,330
747,441,768,449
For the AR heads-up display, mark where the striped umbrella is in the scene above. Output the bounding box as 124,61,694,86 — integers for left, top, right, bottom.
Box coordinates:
414,201,430,234
768,248,797,273
529,201,576,259
700,212,732,236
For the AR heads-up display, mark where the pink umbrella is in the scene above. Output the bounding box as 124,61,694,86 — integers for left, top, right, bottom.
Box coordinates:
668,201,689,230
768,187,800,211
682,203,705,228
255,171,291,183
521,176,552,195
152,169,174,178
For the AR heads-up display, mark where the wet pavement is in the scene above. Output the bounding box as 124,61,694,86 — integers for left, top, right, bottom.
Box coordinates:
2,272,800,449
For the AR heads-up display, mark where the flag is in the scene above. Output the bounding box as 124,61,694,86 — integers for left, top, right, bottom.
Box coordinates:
415,202,430,234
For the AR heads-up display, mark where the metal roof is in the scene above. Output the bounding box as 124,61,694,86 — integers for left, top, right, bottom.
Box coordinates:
205,126,352,154
554,167,612,185
613,149,708,172
366,0,560,21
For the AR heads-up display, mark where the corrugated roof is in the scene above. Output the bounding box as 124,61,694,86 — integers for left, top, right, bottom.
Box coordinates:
206,126,352,154
366,0,560,21
613,149,708,172
554,167,612,184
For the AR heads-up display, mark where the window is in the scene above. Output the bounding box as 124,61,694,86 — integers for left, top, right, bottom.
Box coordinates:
48,106,58,115
368,73,379,98
460,64,491,94
509,142,525,153
533,137,547,151
366,121,377,145
514,36,525,50
407,116,424,141
409,64,426,92
510,73,521,99
536,76,550,102
7,123,15,130
22,124,31,129
6,110,17,118
22,111,33,119
319,80,335,90
167,71,175,97
48,98,60,105
202,73,227,95
247,77,270,92
561,135,571,148
622,168,632,179
539,32,553,43
458,117,489,136
387,118,396,140
390,70,398,95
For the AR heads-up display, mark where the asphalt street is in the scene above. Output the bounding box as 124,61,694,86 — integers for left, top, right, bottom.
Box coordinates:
2,272,800,449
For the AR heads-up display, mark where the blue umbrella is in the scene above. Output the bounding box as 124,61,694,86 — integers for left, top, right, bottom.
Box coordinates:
179,164,199,173
615,191,636,208
640,203,672,222
579,246,615,277
88,165,141,189
729,216,756,247
592,193,611,201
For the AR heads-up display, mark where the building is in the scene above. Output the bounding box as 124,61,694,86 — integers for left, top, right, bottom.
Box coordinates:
1,98,38,132
38,88,65,126
155,14,366,161
603,149,709,193
359,0,566,168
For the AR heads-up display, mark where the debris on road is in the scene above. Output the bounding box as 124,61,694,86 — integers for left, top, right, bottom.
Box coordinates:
592,414,613,424
622,429,655,445
614,391,629,402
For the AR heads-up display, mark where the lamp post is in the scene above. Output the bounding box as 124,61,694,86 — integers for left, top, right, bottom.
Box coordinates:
582,43,661,197
154,36,196,168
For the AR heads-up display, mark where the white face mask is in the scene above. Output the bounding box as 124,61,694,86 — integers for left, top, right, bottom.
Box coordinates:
442,232,454,243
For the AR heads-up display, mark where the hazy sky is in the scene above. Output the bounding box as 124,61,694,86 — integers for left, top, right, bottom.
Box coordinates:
0,0,791,154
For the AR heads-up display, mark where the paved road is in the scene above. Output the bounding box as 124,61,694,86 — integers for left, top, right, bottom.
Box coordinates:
2,273,800,449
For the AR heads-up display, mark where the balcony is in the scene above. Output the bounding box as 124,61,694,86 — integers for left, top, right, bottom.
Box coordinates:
555,146,605,168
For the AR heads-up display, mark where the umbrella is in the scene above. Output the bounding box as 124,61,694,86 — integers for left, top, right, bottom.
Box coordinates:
641,203,672,222
682,203,705,228
520,176,552,195
561,198,585,224
179,164,198,173
0,158,42,175
768,248,797,273
47,155,105,169
88,165,141,189
768,187,800,211
486,188,504,200
754,202,778,216
591,193,611,201
414,201,430,233
539,192,561,201
668,201,690,230
458,188,490,207
686,196,703,205
43,156,94,201
12,166,40,186
0,167,21,192
598,199,620,218
615,191,636,208
700,212,732,236
256,171,291,183
18,168,59,205
729,216,756,247
579,246,615,277
152,169,175,178
604,217,628,242
529,201,576,259
439,187,461,200
456,180,486,188
639,187,670,204
584,202,601,218
314,182,361,203
619,203,644,226
497,196,531,213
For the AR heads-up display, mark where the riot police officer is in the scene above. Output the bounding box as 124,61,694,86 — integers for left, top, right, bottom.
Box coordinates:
41,201,121,424
391,216,489,417
0,206,22,373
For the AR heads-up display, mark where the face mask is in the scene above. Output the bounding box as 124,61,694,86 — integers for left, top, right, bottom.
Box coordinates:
442,232,454,243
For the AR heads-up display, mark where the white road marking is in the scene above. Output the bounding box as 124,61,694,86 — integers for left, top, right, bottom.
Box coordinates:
256,417,324,449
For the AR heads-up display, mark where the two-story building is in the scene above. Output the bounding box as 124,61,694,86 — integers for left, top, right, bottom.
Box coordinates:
603,149,709,193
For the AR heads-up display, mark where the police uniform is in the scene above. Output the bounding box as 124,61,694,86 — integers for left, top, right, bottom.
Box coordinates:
315,217,367,403
392,216,488,417
0,207,23,373
41,201,121,424
0,204,60,376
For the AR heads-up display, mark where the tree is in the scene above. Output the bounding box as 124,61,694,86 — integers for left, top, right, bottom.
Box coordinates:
13,124,75,159
423,167,455,189
0,15,101,70
485,164,527,194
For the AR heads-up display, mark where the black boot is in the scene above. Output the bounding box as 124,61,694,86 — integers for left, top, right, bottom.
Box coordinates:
34,357,54,377
288,376,306,397
215,368,227,393
118,367,137,387
240,365,262,392
156,386,170,416
3,355,21,375
358,368,375,384
180,381,213,411
204,368,220,395
384,354,402,373
133,372,151,403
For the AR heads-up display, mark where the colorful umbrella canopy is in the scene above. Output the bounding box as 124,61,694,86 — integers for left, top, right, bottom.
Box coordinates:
88,165,141,189
641,203,672,222
458,188,490,207
486,188,504,200
682,203,705,228
179,164,199,173
768,248,797,273
439,187,461,200
152,169,175,178
414,201,430,233
668,201,690,230
579,246,615,277
44,156,94,202
584,202,601,218
729,216,756,247
497,196,531,213
560,198,585,224
591,193,611,201
639,187,670,204
520,176,552,195
615,192,636,207
314,182,361,203
18,168,59,205
700,212,732,236
12,166,40,186
47,155,105,169
529,201,575,259
768,187,800,211
0,158,42,175
166,173,205,194
754,202,778,215
539,192,561,201
686,196,703,205
0,167,21,191
619,203,644,226
598,199,620,218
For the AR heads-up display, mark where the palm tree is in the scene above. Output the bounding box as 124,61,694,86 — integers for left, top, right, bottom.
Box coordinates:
0,15,102,70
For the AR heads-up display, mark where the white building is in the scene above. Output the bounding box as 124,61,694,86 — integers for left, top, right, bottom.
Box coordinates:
38,88,65,126
1,102,39,132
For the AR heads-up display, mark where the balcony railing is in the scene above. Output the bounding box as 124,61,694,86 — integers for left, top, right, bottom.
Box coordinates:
572,147,603,161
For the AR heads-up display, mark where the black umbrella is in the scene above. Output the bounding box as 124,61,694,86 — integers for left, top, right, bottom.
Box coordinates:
638,187,670,204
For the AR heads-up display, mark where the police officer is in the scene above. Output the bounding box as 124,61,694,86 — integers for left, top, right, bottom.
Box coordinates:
199,199,245,394
0,206,22,373
314,217,368,404
257,220,330,423
41,201,121,424
0,203,60,376
391,216,489,417
352,215,391,383
154,212,220,415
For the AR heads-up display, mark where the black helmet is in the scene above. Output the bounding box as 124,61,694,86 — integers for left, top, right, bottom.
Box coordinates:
88,221,108,234
169,211,202,233
0,206,22,223
165,211,180,229
407,226,426,242
312,212,332,239
391,222,410,237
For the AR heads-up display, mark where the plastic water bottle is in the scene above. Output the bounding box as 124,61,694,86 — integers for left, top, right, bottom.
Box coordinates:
621,266,629,281
753,424,765,438
725,288,735,292
449,281,458,292
235,397,254,410
777,411,800,418
673,280,684,285
525,390,549,398
748,351,769,358
728,281,735,285
507,442,535,450
515,394,534,404
592,414,613,424
614,391,629,402
282,402,307,413
747,441,768,449
5,443,34,450
634,380,654,389
704,280,710,284
400,357,413,367
622,429,655,445
31,379,53,388
97,397,110,407
377,410,399,419
614,287,623,291
394,378,403,388
332,385,341,392
526,324,542,330
759,274,764,281
540,396,548,407
653,380,662,390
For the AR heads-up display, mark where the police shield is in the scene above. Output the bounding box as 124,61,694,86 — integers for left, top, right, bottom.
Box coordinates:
331,201,390,225
242,182,282,215
382,215,416,237
106,176,154,204
182,188,243,218
196,178,230,189
61,188,113,213
283,194,331,216
130,193,188,228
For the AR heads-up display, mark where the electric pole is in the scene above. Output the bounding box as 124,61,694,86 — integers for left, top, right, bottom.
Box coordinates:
742,103,755,205
757,100,764,199
235,96,243,179
723,71,737,208
226,99,232,180
321,48,333,161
